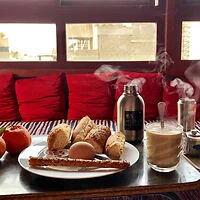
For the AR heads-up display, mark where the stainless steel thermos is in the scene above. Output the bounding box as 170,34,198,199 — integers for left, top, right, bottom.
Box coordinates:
177,98,196,132
117,84,144,143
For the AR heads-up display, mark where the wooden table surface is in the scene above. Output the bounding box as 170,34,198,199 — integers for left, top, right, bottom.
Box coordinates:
0,136,200,200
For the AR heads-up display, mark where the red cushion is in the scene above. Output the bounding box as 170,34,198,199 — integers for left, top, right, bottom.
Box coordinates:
0,73,21,121
15,73,66,122
196,103,200,120
114,71,163,120
66,73,116,120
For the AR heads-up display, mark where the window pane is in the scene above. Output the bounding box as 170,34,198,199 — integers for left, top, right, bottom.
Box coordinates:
0,24,56,61
66,23,157,61
182,21,200,60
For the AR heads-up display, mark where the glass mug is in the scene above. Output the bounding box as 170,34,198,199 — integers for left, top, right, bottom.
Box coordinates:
146,122,183,172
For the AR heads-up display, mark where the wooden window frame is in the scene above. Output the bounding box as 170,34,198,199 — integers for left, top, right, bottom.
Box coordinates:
60,0,156,7
164,0,200,76
0,0,167,75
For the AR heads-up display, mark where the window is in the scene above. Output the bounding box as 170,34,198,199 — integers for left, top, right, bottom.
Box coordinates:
0,23,57,62
179,0,200,61
181,21,200,60
66,23,157,61
0,0,164,69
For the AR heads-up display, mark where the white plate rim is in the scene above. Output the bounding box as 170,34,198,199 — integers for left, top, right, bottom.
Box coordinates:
18,141,139,179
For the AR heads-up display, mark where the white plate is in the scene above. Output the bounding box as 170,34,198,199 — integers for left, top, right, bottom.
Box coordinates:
18,139,139,179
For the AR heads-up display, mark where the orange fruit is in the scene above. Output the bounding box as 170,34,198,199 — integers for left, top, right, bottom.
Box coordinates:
2,125,32,154
0,137,6,158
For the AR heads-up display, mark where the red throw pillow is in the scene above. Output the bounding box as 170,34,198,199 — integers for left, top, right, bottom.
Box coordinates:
0,73,21,121
66,73,116,120
196,103,200,121
15,73,66,122
114,71,163,120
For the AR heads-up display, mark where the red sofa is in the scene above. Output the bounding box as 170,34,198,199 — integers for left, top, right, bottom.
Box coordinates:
0,71,199,200
0,71,199,122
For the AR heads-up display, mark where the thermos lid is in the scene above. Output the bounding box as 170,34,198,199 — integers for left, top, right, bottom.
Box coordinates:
124,84,138,94
179,98,196,104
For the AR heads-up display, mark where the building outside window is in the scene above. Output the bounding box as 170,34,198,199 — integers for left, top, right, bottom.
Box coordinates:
66,23,157,61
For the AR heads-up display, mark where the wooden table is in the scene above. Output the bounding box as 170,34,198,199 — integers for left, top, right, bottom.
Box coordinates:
0,136,199,200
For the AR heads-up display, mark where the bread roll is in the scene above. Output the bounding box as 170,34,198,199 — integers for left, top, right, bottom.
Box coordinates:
47,123,71,150
72,116,95,143
105,131,125,159
85,125,111,154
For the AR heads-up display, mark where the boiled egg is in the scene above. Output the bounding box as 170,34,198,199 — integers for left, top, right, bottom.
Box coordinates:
68,141,95,160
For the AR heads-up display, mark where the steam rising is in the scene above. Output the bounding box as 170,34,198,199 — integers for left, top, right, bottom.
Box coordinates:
117,74,146,93
151,48,174,73
167,61,200,101
94,64,119,82
130,78,146,93
93,49,199,108
94,65,147,92
185,61,200,101
170,78,194,98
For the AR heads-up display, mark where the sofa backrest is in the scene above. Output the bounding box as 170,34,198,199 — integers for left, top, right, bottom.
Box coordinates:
0,71,199,122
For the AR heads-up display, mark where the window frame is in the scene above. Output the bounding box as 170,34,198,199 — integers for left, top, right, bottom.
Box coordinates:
60,0,156,7
168,0,200,72
0,0,164,72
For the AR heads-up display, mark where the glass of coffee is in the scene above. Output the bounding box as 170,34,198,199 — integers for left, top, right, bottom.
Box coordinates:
146,122,183,172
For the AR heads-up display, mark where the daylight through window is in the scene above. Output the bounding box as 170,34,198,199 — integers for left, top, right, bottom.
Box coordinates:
66,23,157,61
182,21,200,60
0,23,57,61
